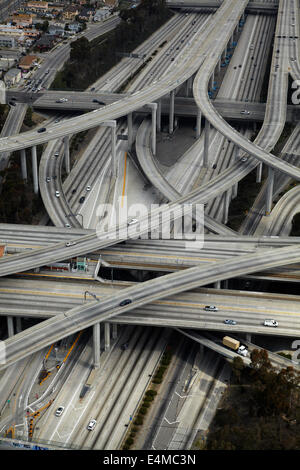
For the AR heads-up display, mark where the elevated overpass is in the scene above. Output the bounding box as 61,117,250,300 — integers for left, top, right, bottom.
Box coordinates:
166,0,278,14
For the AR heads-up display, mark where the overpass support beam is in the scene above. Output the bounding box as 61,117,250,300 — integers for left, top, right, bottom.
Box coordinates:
223,190,230,224
93,322,101,368
16,317,22,333
7,316,14,337
157,100,161,132
256,162,262,183
246,333,252,342
203,118,210,167
112,323,118,340
147,103,157,156
20,149,27,181
63,135,70,174
169,89,175,134
31,146,38,194
265,166,274,215
218,56,221,73
104,323,110,351
127,112,133,149
196,108,202,139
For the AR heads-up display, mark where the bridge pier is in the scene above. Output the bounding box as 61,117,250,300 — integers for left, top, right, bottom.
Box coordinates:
20,149,27,181
196,108,202,139
31,146,38,194
104,323,110,351
203,118,210,167
16,317,22,333
63,135,70,174
93,322,101,368
169,89,175,134
112,323,118,340
223,190,230,224
147,103,157,156
127,112,133,149
256,162,262,183
157,100,161,132
246,333,252,343
265,166,274,215
7,316,14,337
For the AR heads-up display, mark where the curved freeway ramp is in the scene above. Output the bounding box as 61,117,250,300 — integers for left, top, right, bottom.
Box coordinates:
2,245,300,370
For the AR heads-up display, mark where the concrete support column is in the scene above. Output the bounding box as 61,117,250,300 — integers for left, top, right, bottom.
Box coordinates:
203,118,210,167
223,190,230,224
157,100,161,132
20,149,27,181
214,281,221,289
169,89,175,134
256,162,263,183
63,135,70,174
265,166,274,215
223,280,228,289
16,317,22,333
127,112,133,149
196,108,201,139
231,32,234,46
31,146,38,195
112,323,118,340
93,322,101,368
232,181,238,199
104,323,110,351
147,103,157,156
111,125,117,177
7,316,14,337
187,76,193,97
246,333,252,343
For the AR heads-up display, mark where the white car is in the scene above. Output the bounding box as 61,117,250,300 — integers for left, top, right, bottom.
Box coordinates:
127,218,138,226
204,305,218,312
86,185,91,191
240,110,250,115
66,241,76,247
264,319,278,327
87,419,97,431
55,191,60,197
55,406,64,417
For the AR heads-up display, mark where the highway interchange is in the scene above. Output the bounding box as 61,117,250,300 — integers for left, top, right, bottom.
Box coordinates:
0,0,300,450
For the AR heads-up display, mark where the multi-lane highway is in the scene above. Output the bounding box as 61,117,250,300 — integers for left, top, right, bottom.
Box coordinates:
0,0,300,450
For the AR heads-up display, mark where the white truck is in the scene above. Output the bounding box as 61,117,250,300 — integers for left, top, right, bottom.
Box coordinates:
223,336,248,357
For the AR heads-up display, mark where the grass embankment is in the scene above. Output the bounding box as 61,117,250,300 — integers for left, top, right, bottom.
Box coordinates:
121,343,174,450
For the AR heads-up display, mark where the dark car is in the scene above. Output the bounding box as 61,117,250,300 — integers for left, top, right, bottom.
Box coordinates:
11,97,16,100
93,99,105,105
79,196,85,203
119,299,132,307
9,101,16,106
37,127,46,133
121,342,129,350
